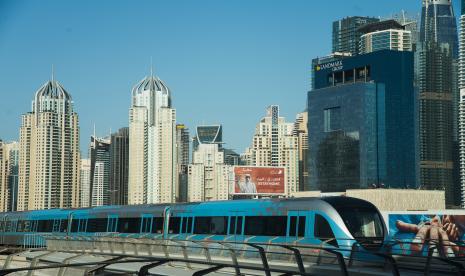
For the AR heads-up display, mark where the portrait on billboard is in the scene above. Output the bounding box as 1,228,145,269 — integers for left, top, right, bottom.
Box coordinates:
233,166,285,195
388,214,465,257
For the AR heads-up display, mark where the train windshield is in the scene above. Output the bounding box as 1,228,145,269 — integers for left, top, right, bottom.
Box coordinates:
338,208,383,238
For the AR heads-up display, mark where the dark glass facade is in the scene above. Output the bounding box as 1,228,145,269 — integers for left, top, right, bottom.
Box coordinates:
419,0,459,207
308,50,417,192
109,128,129,205
192,125,222,153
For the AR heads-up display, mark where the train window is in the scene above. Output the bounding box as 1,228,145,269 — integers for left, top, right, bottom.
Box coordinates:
194,217,228,235
314,214,337,247
244,216,287,236
37,220,53,232
24,221,32,232
87,218,108,232
5,221,12,232
0,221,4,232
16,220,24,232
168,217,181,234
71,219,79,232
118,217,141,233
151,217,164,234
60,220,69,232
236,217,243,234
289,217,297,237
290,216,306,237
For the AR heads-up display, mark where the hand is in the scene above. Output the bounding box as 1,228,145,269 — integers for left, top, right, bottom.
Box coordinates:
396,217,458,257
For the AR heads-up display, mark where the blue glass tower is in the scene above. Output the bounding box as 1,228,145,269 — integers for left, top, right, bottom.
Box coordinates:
308,50,417,192
418,0,459,207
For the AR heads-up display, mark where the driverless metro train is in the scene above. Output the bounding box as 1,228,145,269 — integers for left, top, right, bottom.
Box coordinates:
0,197,386,255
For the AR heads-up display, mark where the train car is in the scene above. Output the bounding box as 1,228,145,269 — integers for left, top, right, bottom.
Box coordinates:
0,197,386,257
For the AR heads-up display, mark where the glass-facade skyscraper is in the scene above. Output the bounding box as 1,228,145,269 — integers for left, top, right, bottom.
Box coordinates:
332,16,380,56
418,0,459,207
109,127,129,205
308,50,417,192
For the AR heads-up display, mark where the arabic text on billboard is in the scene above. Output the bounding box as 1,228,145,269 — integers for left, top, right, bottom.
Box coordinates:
234,166,285,194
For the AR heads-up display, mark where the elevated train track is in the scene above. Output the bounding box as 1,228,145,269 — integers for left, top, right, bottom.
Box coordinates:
0,236,464,275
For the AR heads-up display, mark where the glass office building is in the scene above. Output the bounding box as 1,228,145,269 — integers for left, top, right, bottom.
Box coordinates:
332,16,380,56
308,50,417,192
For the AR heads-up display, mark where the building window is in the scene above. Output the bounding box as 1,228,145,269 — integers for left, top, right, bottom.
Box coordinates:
323,107,341,132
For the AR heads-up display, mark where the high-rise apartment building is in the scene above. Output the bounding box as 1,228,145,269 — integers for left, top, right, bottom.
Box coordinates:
89,135,111,206
243,106,299,196
359,20,412,54
80,158,91,207
18,78,80,210
309,50,417,192
332,16,380,56
176,124,190,202
188,143,231,202
294,111,309,191
0,141,19,212
418,0,459,206
109,127,129,205
128,72,177,204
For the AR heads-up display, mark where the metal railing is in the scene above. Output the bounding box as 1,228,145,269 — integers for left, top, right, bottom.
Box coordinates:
1,235,465,275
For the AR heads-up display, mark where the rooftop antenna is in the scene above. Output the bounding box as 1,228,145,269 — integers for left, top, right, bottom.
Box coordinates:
150,56,153,78
93,123,96,138
51,64,54,82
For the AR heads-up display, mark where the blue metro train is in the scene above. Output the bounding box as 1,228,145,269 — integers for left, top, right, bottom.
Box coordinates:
0,197,386,255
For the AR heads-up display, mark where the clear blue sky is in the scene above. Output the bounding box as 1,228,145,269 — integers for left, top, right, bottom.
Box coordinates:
0,0,458,155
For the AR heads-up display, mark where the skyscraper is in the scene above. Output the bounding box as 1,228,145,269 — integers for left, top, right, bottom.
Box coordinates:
128,72,177,204
109,127,129,205
418,0,459,206
294,111,309,191
332,16,380,56
0,141,19,212
18,78,80,210
188,130,231,202
243,106,299,196
309,50,417,192
176,124,189,202
458,0,465,207
89,135,111,206
80,158,91,207
359,20,412,54
192,125,223,153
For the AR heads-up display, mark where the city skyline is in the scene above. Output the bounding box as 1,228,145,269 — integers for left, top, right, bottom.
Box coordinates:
0,0,440,154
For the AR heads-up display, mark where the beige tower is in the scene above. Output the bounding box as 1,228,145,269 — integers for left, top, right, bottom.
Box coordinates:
243,105,299,196
188,143,232,202
18,79,80,210
128,73,177,204
0,141,19,212
294,111,309,191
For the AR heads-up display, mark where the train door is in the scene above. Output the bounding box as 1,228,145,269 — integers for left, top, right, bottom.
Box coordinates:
107,215,118,233
287,211,308,243
229,213,244,243
141,214,153,234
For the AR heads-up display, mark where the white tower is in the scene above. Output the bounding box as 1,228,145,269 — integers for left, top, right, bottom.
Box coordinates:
18,77,80,210
128,70,177,204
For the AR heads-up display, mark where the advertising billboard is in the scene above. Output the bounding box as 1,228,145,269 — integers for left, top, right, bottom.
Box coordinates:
233,166,285,195
387,213,465,257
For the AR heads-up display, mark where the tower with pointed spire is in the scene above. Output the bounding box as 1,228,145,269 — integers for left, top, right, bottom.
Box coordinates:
128,65,177,204
18,72,80,210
